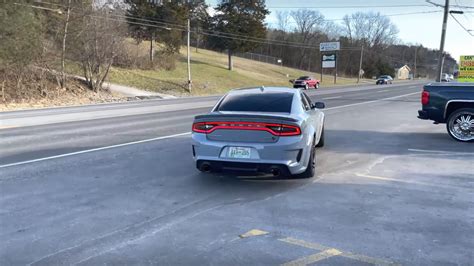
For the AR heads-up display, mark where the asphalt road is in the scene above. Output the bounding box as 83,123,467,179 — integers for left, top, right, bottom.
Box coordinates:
1,81,473,265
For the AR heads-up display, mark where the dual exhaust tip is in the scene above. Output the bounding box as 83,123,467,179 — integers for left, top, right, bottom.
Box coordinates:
199,162,282,177
199,163,212,172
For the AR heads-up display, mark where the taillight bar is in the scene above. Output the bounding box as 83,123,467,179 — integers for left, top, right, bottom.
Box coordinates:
192,121,301,136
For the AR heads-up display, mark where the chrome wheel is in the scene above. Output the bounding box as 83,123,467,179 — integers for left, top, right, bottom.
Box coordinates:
448,109,474,142
304,84,308,90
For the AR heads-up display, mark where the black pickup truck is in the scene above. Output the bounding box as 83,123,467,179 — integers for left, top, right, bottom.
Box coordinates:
418,83,473,142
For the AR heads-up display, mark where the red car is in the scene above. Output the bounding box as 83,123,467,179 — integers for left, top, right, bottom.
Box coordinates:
292,76,320,90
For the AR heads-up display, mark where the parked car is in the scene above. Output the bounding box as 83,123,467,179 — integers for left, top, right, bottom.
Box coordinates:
418,82,474,142
441,73,452,82
192,87,325,178
376,75,393,85
292,76,320,90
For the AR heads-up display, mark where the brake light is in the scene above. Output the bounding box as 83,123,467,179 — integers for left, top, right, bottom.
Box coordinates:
421,90,430,105
192,122,301,136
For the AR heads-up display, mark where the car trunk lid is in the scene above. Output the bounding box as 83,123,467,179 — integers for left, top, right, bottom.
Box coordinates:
193,112,300,143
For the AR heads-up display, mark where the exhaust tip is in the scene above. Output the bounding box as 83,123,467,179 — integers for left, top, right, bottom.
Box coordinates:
270,168,281,177
199,162,212,172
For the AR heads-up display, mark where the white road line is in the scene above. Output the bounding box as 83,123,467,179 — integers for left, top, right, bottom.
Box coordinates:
0,132,191,169
377,90,390,93
325,92,418,111
321,96,341,100
1,92,420,168
408,148,474,155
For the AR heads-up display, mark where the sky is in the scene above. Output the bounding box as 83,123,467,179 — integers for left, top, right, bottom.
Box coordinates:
206,0,474,62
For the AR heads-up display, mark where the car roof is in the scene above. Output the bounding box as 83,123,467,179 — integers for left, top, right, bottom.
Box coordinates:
229,86,299,95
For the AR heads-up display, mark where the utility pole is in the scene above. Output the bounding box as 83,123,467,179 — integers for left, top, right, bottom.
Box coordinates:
320,53,323,83
334,51,337,84
436,0,450,82
187,18,192,93
414,46,418,79
357,46,364,83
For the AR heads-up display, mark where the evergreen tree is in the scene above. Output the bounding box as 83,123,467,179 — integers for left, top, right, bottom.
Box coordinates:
125,0,209,65
210,0,269,70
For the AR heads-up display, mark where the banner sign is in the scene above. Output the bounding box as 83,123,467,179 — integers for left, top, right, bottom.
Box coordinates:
322,54,336,68
459,55,474,82
320,42,340,52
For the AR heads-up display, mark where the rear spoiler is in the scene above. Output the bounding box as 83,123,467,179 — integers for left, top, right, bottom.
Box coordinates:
194,113,298,124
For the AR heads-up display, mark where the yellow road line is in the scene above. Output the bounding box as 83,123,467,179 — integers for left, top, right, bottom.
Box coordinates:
282,248,342,266
280,237,398,266
0,125,17,129
341,252,399,266
279,237,328,251
239,229,269,238
356,173,464,190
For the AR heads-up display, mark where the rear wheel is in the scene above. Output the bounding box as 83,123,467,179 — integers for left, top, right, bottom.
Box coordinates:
316,127,325,147
297,141,316,178
315,82,320,89
446,108,474,142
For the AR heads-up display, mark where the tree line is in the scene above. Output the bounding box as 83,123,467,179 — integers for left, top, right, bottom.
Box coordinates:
0,0,457,102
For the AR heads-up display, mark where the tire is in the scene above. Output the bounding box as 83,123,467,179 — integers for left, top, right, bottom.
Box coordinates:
304,84,309,90
315,82,320,89
316,126,325,147
297,140,316,178
446,108,474,142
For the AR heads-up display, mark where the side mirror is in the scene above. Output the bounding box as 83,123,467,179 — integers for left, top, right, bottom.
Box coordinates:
312,102,325,109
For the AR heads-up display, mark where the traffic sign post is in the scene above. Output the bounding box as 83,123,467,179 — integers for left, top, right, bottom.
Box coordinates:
320,42,340,84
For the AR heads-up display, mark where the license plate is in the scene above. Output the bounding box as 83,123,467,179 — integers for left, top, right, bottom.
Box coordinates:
228,147,251,159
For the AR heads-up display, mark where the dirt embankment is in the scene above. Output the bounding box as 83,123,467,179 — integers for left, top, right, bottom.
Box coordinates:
1,69,125,111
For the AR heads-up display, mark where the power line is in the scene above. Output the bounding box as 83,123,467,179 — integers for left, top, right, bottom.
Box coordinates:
449,13,474,36
16,2,457,54
20,3,363,50
268,10,443,26
266,4,433,9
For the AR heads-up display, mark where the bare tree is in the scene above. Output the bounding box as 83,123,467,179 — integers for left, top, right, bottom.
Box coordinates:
68,3,126,92
342,12,398,48
60,0,72,89
290,9,325,69
276,11,290,31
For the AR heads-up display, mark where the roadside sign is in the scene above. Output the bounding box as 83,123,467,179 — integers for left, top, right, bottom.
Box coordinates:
322,53,336,68
459,55,474,82
320,42,340,52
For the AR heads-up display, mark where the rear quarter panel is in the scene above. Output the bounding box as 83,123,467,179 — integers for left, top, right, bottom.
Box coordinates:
423,83,474,122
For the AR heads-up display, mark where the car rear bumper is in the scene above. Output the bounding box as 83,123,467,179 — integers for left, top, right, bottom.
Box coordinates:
417,110,430,120
196,160,292,176
191,133,310,175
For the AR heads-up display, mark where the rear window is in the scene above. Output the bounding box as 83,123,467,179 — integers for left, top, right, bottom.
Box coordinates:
298,76,310,80
216,92,294,113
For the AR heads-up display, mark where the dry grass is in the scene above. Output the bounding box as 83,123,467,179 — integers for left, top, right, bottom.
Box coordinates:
106,41,371,96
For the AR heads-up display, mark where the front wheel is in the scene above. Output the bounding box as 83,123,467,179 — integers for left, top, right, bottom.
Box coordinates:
446,108,474,142
304,84,309,90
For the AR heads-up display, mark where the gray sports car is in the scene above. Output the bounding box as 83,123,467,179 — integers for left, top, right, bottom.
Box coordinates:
191,87,325,178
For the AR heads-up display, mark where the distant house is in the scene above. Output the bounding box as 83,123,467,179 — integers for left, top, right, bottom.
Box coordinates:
396,65,411,80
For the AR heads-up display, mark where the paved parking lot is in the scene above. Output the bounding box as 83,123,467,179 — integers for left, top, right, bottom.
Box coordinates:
1,84,473,265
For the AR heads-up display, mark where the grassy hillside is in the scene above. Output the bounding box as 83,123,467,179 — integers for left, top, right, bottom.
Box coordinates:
105,44,369,96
